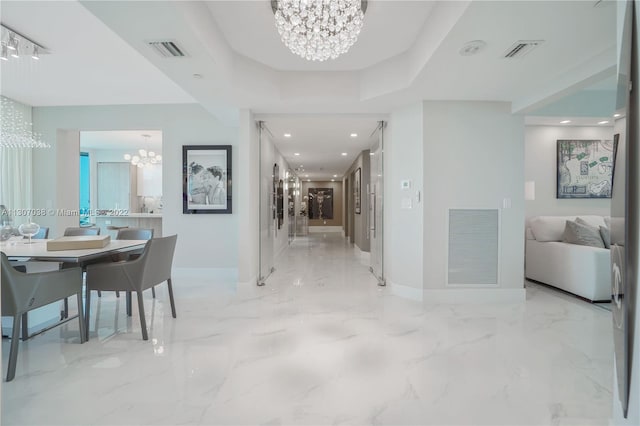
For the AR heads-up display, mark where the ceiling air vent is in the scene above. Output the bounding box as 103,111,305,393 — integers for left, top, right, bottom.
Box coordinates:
503,40,544,59
147,40,188,58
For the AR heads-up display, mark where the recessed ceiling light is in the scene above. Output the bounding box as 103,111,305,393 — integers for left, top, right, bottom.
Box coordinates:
284,133,292,138
331,179,335,182
299,165,303,167
305,174,309,177
294,153,300,156
307,179,311,182
614,113,621,118
598,120,610,125
350,133,358,138
333,174,337,178
341,152,347,156
370,152,375,156
560,120,571,124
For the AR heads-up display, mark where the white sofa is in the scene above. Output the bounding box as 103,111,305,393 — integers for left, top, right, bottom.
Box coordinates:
525,215,611,302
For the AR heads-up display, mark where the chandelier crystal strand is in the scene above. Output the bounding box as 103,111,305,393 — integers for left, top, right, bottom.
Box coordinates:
0,97,50,149
274,0,365,61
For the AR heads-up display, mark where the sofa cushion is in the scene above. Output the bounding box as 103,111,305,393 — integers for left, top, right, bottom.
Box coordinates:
530,216,574,242
563,220,605,248
600,226,611,249
577,215,607,228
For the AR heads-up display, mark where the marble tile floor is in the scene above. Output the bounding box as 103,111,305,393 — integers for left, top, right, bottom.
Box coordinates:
1,233,613,425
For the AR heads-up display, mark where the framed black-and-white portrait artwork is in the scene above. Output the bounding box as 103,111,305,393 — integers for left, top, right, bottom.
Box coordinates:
183,145,232,214
354,167,362,214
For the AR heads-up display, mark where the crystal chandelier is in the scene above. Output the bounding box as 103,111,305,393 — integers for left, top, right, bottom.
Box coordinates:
272,0,367,62
0,97,50,149
124,134,162,168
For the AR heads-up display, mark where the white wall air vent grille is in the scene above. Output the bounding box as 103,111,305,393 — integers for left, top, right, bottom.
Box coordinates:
503,40,544,58
148,41,187,58
447,209,499,285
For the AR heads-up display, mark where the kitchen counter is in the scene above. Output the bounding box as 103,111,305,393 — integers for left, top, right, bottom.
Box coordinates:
93,214,162,237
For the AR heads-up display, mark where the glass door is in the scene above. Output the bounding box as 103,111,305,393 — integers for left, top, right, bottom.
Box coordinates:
258,122,274,285
369,121,385,285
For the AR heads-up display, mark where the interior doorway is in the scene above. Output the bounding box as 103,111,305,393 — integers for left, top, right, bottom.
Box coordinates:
79,130,163,237
256,115,386,287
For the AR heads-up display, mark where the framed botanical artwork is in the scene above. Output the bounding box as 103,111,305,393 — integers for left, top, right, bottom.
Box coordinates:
556,139,618,199
354,167,362,214
183,145,232,214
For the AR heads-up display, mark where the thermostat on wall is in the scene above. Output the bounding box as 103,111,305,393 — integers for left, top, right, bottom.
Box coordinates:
401,180,412,189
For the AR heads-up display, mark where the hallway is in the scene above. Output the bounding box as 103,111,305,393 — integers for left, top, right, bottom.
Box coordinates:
2,233,612,425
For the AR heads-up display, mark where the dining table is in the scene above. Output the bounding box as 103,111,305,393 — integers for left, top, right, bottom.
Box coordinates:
1,238,148,339
0,238,147,264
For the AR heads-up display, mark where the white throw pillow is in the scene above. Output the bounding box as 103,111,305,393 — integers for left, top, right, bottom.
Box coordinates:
525,227,535,240
530,216,576,242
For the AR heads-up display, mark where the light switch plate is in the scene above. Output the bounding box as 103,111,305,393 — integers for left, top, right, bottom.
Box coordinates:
401,180,412,189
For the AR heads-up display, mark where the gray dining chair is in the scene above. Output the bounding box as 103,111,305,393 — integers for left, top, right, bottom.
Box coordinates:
62,226,103,297
1,253,86,381
113,228,155,298
116,228,154,241
63,227,100,236
84,234,177,341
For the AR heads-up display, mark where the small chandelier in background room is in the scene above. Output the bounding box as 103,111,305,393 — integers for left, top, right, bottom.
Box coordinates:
272,0,367,62
0,97,50,149
0,23,47,62
124,134,162,168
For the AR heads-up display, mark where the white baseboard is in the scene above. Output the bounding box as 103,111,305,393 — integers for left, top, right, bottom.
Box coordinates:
423,288,526,304
239,274,260,286
389,281,424,302
173,267,238,283
309,226,342,233
387,282,526,304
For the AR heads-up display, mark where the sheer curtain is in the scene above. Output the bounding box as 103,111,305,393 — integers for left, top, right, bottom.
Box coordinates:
0,96,33,225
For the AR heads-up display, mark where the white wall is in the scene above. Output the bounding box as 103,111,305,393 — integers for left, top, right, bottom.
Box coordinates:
386,104,424,299
32,104,240,274
525,125,614,218
422,101,525,303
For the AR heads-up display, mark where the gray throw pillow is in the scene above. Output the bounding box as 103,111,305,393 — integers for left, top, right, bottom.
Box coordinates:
575,217,597,228
562,220,605,248
600,225,611,249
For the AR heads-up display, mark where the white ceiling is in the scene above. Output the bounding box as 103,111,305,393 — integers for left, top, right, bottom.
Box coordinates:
0,1,194,107
0,0,619,179
206,1,435,71
80,130,163,152
259,115,383,178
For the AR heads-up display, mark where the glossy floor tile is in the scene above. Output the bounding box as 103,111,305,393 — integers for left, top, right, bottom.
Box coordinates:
1,233,613,425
